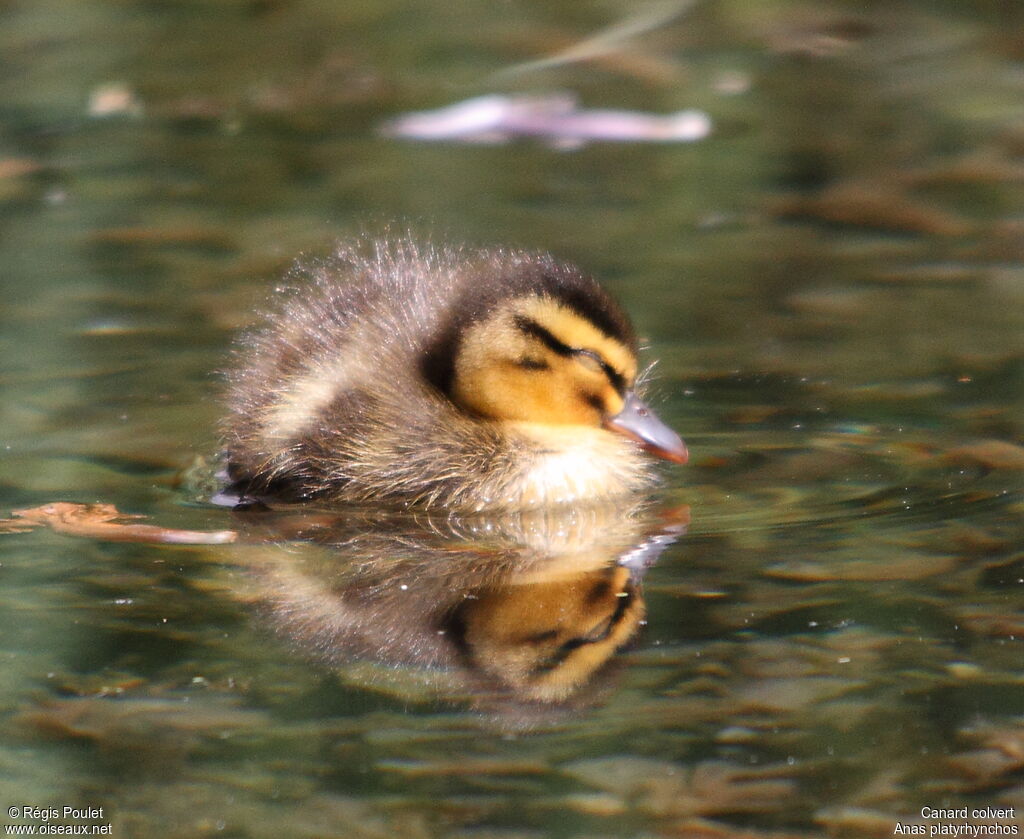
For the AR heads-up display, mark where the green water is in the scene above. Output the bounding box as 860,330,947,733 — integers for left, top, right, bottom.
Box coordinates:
2,1,1023,836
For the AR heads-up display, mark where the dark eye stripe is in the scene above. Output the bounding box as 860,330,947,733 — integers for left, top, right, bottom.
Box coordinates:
513,316,627,393
513,315,573,356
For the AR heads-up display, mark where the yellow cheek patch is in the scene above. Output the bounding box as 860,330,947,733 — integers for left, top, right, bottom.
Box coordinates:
515,298,638,383
458,357,601,426
451,297,639,427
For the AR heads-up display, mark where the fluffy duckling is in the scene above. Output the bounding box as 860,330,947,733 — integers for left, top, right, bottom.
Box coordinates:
222,238,685,511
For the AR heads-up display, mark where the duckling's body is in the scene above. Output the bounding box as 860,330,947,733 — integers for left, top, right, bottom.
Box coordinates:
222,238,685,511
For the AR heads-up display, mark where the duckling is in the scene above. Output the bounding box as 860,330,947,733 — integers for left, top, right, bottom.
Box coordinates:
221,237,686,511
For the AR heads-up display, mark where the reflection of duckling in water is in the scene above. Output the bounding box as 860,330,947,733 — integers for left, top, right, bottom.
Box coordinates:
222,237,686,511
244,505,685,704
453,562,643,703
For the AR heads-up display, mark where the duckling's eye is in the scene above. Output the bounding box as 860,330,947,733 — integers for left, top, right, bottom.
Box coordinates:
573,349,605,375
517,357,549,371
572,349,627,393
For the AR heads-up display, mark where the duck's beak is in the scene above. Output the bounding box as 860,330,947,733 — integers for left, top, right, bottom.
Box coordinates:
604,391,688,464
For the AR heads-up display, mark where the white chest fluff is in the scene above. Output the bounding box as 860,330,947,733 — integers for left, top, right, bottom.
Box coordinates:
503,423,650,508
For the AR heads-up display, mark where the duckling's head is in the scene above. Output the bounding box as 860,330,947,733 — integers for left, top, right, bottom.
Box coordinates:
424,253,687,463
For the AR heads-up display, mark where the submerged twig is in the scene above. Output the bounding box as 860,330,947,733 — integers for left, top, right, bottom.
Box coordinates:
490,0,696,82
0,502,236,545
